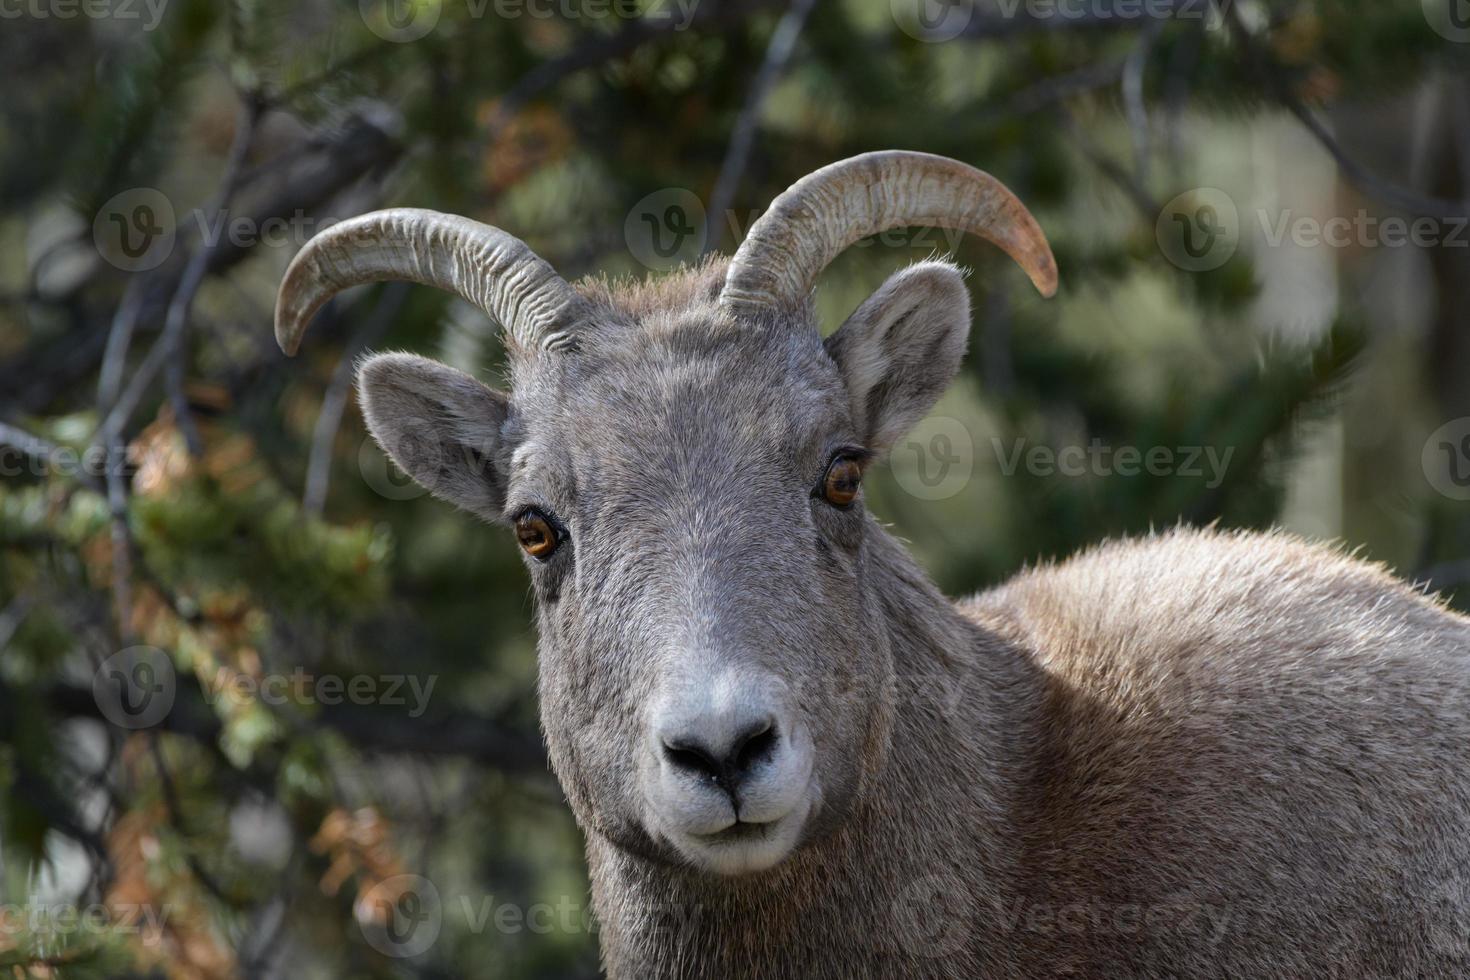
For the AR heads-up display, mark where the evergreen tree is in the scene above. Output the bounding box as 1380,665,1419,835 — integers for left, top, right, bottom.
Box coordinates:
1,1,1465,975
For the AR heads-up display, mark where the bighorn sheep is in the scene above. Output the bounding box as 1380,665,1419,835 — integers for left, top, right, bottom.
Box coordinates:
275,151,1470,977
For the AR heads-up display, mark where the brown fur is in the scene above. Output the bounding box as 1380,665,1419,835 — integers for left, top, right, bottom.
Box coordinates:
593,527,1470,978
575,255,731,325
356,258,1470,979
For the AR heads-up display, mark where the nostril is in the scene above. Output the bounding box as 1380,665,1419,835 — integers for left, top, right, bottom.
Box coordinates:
731,720,778,774
659,716,782,793
662,739,723,781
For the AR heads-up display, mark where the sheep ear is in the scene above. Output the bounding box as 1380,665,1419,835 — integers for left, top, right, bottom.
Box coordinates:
823,261,970,454
356,352,512,523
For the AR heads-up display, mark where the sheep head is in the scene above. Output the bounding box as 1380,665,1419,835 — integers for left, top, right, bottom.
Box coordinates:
275,151,1056,876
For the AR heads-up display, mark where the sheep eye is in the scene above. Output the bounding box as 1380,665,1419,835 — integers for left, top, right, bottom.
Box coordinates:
820,455,863,509
515,509,561,560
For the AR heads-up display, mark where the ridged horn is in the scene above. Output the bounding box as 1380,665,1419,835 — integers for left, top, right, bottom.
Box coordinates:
719,150,1057,318
274,208,580,356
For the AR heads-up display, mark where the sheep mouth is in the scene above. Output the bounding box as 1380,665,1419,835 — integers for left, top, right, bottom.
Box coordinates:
663,795,815,876
695,820,777,844
647,758,820,875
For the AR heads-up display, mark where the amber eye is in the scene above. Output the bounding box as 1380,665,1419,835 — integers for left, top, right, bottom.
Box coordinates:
515,510,561,560
821,456,863,509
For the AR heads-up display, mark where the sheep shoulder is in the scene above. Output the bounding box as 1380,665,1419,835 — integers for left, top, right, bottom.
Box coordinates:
958,527,1470,974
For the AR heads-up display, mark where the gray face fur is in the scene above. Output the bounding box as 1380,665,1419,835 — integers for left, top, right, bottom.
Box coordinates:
357,259,972,874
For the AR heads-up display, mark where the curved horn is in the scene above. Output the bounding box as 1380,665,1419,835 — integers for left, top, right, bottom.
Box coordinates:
719,151,1057,319
274,208,580,356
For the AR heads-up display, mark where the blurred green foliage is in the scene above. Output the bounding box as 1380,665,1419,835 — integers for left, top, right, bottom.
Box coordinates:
1,0,1467,976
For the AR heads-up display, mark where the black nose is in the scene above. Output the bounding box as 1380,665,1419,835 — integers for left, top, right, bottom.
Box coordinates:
661,718,780,797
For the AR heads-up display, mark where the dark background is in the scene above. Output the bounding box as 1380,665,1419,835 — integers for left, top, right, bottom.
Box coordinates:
2,0,1469,976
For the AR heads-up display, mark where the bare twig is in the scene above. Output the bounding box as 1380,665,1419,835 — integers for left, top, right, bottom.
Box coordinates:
0,594,35,651
95,328,172,449
161,255,216,456
265,43,396,109
24,231,88,301
0,421,104,494
6,764,112,877
1217,0,1470,220
1282,99,1470,219
1057,106,1160,218
703,0,819,254
165,95,264,456
94,96,264,454
478,0,782,160
303,282,409,516
978,283,1015,397
236,844,302,979
1163,21,1204,175
954,59,1127,129
1122,18,1162,187
43,680,552,777
97,275,150,413
104,444,134,644
0,107,400,419
1448,75,1470,191
150,736,238,906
